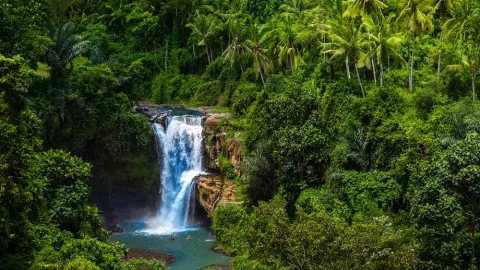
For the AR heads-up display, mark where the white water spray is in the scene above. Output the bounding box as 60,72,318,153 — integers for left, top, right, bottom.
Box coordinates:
144,115,203,234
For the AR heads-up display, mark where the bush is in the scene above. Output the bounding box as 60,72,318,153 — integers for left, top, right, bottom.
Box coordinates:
151,73,182,104
212,204,246,253
59,237,125,269
65,257,100,270
194,80,222,105
231,83,260,116
119,258,166,270
218,153,237,180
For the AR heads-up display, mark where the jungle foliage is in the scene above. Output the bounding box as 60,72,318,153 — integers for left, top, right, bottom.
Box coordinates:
2,0,480,269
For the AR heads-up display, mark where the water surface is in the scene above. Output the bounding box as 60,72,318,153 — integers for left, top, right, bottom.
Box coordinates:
111,221,230,270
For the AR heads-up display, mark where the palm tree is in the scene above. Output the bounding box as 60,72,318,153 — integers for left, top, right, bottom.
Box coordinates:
101,0,132,41
396,0,434,94
222,0,249,25
45,22,89,120
341,0,388,85
341,125,370,171
342,0,388,20
444,0,475,66
46,22,89,83
323,16,368,97
186,12,223,64
244,25,273,86
280,0,319,20
433,0,460,77
360,15,406,86
71,0,100,20
447,43,480,100
222,21,249,72
263,15,303,73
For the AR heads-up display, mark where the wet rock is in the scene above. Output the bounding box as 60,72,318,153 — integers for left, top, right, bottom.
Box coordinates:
99,214,124,233
150,110,172,125
212,246,232,257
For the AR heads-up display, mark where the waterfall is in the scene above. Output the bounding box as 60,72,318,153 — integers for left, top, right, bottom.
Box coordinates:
145,115,203,234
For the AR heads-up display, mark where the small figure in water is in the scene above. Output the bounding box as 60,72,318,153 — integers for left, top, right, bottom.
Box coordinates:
170,234,175,240
186,235,191,241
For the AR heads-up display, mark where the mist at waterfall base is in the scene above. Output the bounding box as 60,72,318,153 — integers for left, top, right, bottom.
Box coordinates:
111,111,230,269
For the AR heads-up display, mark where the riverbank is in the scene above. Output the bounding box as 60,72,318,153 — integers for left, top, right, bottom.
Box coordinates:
124,248,176,266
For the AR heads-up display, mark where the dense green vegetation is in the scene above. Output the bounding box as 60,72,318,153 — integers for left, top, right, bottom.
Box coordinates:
2,0,480,269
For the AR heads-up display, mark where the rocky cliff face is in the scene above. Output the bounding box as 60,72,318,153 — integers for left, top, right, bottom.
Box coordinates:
195,112,243,214
194,173,240,214
202,113,241,173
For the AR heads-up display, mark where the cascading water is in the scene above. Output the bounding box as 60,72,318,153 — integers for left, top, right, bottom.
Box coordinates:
145,115,204,234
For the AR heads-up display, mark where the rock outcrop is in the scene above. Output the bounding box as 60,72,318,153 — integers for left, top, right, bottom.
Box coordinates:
132,103,243,215
194,173,241,214
202,113,241,173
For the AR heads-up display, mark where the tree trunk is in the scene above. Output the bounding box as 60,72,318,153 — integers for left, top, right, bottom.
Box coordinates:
205,45,211,64
472,66,477,101
355,59,365,98
367,29,376,84
260,71,266,87
323,35,327,61
387,51,391,73
346,55,351,80
380,62,384,87
460,32,466,65
209,44,213,63
438,31,444,79
290,54,294,73
409,31,416,94
193,44,196,58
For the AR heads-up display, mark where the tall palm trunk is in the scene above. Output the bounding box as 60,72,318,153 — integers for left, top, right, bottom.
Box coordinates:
438,31,444,79
260,71,266,87
409,31,416,94
345,55,351,79
290,54,294,73
387,50,391,73
205,45,211,64
460,32,466,65
367,29,377,84
380,62,384,87
355,57,365,98
472,65,477,100
209,44,214,63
